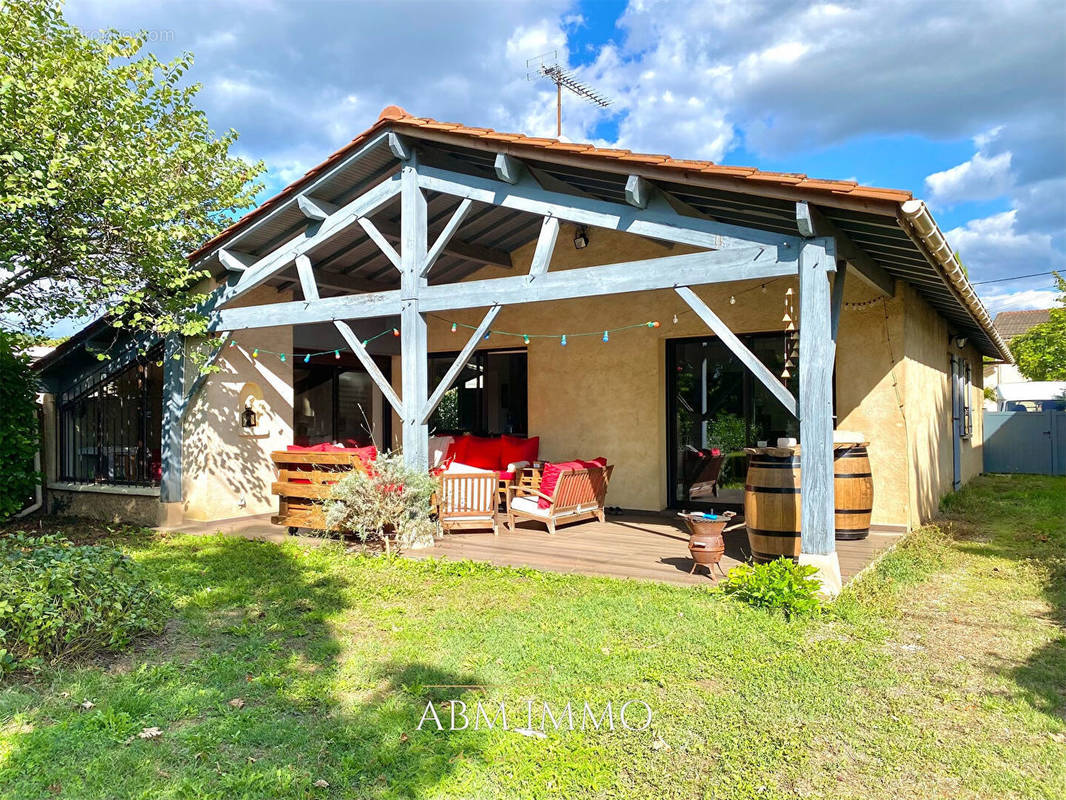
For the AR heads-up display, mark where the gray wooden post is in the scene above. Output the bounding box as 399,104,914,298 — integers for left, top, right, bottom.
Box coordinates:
160,334,184,503
400,160,429,470
798,237,841,591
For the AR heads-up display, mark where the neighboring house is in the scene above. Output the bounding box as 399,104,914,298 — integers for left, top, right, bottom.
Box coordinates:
985,309,1052,408
32,106,1010,575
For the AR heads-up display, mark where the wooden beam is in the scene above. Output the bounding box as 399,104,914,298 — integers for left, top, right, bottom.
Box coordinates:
160,334,184,504
219,174,402,307
421,305,502,424
417,165,795,250
332,321,403,415
399,162,429,469
494,152,525,184
295,255,319,301
798,201,895,297
388,132,412,161
214,245,793,331
527,216,559,279
676,287,797,418
218,248,256,273
297,194,340,221
421,198,473,278
369,219,512,270
830,261,847,342
798,237,837,562
625,175,651,209
357,217,402,271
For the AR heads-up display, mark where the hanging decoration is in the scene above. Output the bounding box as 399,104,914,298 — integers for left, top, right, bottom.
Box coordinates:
435,314,660,346
224,326,395,365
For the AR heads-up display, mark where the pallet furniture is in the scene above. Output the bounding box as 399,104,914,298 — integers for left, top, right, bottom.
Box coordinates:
435,471,502,535
507,464,613,535
270,450,369,532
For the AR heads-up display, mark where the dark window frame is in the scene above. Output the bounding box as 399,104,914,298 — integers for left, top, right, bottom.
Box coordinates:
56,347,163,487
292,352,393,447
427,347,528,437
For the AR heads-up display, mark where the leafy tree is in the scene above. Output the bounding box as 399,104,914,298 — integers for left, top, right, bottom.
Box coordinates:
0,0,263,340
0,333,40,520
1009,272,1066,381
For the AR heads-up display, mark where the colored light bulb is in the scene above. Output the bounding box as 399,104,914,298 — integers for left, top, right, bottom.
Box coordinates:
229,339,236,347
560,334,567,346
523,334,530,344
334,349,340,359
729,295,736,304
451,322,457,333
251,348,259,358
483,331,490,340
393,328,400,337
279,353,286,362
602,330,609,343
303,354,310,363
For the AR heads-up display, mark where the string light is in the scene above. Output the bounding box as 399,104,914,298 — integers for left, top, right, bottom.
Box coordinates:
224,326,398,366
279,353,286,362
451,322,457,333
729,296,735,304
602,330,609,343
229,339,237,347
433,315,662,344
334,349,340,359
392,328,400,337
251,348,259,358
560,334,567,346
523,334,530,344
303,354,311,363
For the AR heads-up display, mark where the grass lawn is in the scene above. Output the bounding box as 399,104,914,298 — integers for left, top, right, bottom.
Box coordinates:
1,474,1064,799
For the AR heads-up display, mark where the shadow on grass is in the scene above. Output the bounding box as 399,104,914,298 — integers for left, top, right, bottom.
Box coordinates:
940,475,1066,725
0,531,488,799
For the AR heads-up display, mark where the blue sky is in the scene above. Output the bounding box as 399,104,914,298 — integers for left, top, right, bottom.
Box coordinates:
55,0,1065,335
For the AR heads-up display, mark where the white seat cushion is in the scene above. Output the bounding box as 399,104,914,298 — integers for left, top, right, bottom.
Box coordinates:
444,461,493,474
509,495,551,518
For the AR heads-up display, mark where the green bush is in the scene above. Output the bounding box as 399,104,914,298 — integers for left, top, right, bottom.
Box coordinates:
720,558,823,618
325,451,438,549
0,333,41,521
0,534,169,674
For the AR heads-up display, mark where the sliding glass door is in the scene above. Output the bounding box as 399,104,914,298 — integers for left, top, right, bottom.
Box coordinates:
666,334,802,509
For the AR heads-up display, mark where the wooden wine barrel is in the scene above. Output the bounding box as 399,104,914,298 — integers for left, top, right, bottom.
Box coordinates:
744,451,802,563
834,445,873,540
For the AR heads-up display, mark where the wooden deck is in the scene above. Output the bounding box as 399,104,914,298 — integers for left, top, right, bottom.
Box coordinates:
159,511,905,587
406,512,905,586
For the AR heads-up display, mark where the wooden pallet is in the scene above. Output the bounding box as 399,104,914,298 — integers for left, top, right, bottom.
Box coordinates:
270,450,369,530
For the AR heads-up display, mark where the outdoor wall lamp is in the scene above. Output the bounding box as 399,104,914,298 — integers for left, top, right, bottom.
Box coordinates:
573,225,589,249
953,335,968,349
241,402,258,429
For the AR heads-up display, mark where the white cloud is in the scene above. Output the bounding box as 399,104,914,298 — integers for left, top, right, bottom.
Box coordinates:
926,150,1013,207
948,210,1059,281
978,287,1059,315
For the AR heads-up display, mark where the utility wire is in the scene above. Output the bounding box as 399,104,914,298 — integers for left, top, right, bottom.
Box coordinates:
971,270,1060,286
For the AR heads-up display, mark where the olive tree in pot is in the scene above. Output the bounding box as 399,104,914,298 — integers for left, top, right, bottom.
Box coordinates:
324,451,438,551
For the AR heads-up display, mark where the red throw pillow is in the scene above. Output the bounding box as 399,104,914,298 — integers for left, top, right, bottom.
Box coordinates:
500,434,539,467
537,460,583,508
463,435,502,470
578,457,607,469
446,435,471,464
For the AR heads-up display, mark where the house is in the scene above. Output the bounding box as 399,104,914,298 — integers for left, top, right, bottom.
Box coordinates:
984,309,1053,409
32,106,1009,588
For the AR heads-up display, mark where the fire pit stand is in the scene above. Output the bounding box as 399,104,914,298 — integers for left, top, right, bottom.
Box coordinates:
679,511,736,580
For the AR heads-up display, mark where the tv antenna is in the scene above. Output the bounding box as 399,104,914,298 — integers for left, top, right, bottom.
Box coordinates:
527,50,611,138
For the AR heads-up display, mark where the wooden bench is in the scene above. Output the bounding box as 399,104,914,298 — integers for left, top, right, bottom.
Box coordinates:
270,450,369,532
507,465,613,535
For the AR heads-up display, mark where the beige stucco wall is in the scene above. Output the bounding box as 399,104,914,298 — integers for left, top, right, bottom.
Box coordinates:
900,283,984,526
180,285,295,521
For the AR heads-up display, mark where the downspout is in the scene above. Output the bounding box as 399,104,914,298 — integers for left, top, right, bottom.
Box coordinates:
898,199,1013,362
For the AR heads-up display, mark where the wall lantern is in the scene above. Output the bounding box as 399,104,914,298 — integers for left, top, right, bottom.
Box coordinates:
953,335,968,349
573,225,589,250
241,402,258,429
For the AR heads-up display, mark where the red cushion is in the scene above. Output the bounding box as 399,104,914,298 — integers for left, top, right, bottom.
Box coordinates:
578,457,607,469
463,435,502,470
537,460,584,508
500,435,539,467
498,470,515,481
446,435,471,464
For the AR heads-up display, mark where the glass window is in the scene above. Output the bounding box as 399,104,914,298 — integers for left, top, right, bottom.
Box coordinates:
58,353,163,486
293,356,390,447
427,349,527,436
667,333,804,508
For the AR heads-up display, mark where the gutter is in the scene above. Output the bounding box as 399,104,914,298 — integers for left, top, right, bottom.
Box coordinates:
898,199,1013,363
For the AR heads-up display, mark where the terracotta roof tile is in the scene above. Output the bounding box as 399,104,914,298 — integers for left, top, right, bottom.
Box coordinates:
994,309,1051,339
189,106,919,261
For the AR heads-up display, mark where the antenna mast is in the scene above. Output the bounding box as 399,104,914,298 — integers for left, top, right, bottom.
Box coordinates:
527,51,611,137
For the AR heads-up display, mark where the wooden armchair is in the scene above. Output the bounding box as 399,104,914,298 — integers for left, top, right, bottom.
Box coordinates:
507,465,613,535
436,471,502,535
